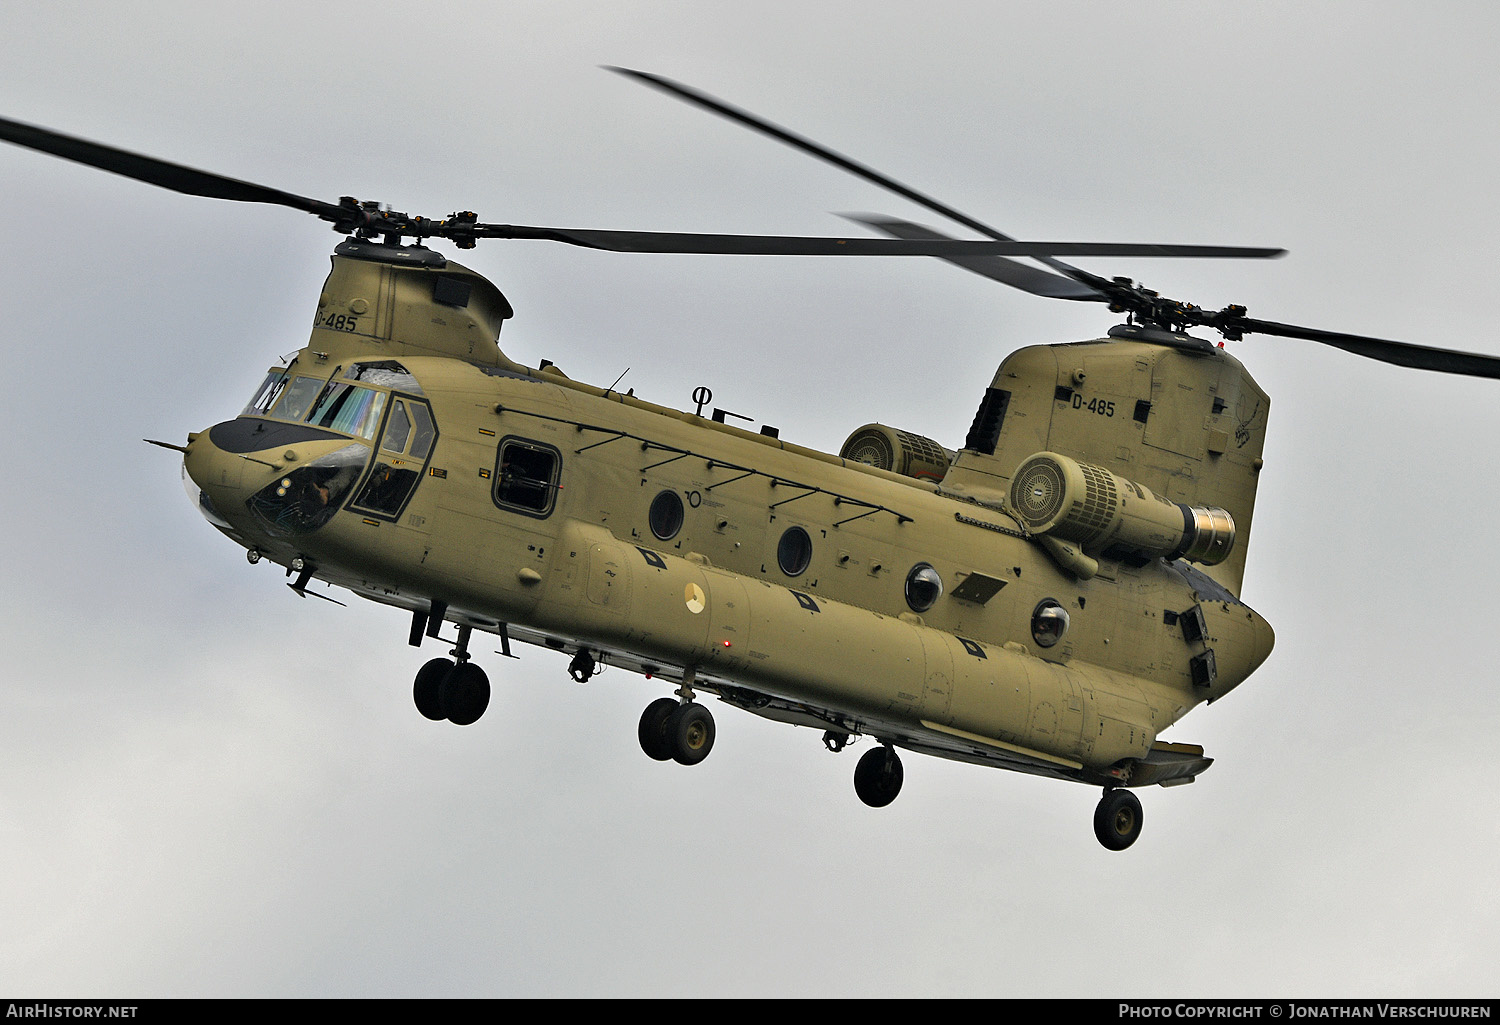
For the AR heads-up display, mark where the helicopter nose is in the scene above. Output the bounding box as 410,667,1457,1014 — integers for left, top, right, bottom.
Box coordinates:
184,422,252,497
183,421,262,528
186,419,376,538
181,445,230,529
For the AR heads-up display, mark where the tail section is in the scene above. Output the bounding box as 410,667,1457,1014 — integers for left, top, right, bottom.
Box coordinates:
944,331,1270,595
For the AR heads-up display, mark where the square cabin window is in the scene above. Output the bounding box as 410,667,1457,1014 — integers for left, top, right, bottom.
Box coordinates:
494,438,560,518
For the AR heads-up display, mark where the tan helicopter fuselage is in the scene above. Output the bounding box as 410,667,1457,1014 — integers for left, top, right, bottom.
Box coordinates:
183,243,1274,789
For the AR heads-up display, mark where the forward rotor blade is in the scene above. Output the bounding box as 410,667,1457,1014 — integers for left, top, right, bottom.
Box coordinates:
473,222,1283,260
606,66,1110,290
0,114,345,220
844,214,1105,300
1240,318,1500,378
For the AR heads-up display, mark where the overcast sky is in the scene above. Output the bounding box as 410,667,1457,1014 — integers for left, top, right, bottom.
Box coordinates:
2,0,1498,999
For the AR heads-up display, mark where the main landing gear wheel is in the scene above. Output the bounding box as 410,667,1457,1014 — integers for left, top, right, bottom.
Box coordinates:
440,661,491,726
637,699,716,765
853,745,903,808
638,697,679,761
413,658,491,726
667,702,715,765
413,658,452,721
1094,788,1144,851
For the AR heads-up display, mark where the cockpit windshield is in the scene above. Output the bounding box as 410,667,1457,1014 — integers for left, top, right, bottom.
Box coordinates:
306,381,387,439
240,361,420,441
241,371,323,423
242,370,289,416
277,377,324,422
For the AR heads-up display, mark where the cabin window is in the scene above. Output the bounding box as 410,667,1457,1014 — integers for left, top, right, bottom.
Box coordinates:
777,526,813,577
905,563,943,612
649,490,685,540
494,438,561,518
1031,599,1070,648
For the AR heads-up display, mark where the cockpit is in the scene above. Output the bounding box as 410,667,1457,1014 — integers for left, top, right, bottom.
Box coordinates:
232,360,439,536
242,360,427,436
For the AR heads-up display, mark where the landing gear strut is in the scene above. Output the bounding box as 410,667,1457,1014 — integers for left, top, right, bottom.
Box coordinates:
411,621,490,726
853,744,903,807
1093,787,1143,851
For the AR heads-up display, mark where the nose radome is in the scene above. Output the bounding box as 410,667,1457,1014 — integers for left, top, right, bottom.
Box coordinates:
184,422,250,496
183,422,262,531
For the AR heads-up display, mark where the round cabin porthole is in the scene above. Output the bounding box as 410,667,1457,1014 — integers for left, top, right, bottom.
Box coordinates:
649,490,685,540
1031,599,1070,648
777,526,813,576
905,563,943,612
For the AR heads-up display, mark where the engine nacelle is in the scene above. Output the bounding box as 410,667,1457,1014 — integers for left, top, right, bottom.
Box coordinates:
1008,451,1235,566
840,424,952,482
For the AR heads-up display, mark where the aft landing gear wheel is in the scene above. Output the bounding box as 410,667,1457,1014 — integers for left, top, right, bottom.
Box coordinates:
439,661,491,726
1094,788,1144,851
638,698,679,761
667,702,716,765
853,745,903,807
413,658,454,721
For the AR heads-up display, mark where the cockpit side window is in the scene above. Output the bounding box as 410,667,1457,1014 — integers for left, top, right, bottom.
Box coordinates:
381,400,412,454
349,397,440,520
408,403,436,460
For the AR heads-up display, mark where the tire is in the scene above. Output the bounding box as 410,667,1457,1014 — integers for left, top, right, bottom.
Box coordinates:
413,658,454,721
638,698,679,761
440,661,490,726
1094,788,1144,851
853,746,903,807
667,702,716,766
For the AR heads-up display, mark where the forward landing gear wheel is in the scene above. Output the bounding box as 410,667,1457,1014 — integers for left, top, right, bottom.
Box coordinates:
638,698,679,761
1094,788,1143,851
413,658,454,721
667,702,715,765
853,745,903,807
439,661,491,726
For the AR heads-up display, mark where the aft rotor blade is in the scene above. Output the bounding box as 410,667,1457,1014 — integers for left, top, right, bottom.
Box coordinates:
473,222,1283,260
844,214,1105,300
606,66,1110,289
0,114,345,220
1240,317,1500,378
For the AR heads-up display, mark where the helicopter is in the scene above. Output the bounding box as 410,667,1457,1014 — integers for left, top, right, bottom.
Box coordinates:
5,68,1498,852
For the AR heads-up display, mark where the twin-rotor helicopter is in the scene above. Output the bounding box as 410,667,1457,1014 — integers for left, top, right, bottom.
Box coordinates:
6,68,1496,850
